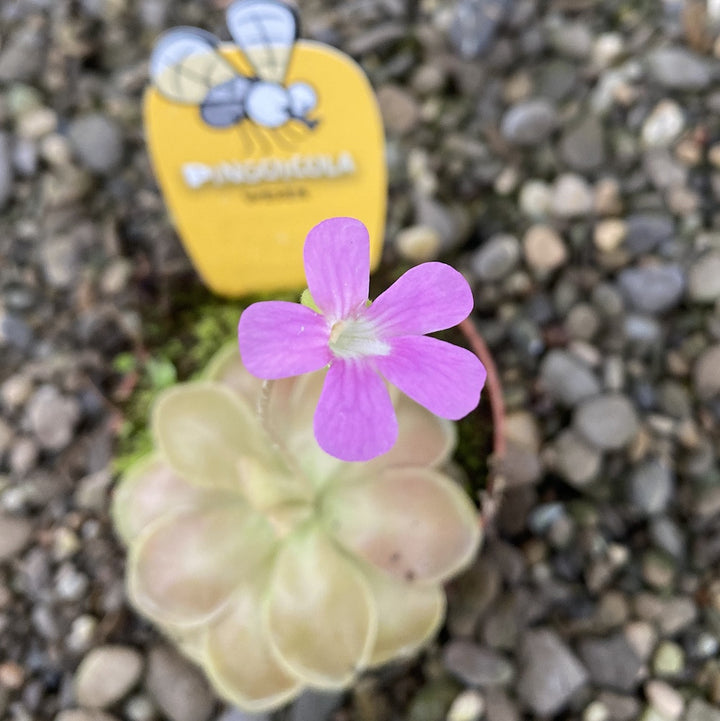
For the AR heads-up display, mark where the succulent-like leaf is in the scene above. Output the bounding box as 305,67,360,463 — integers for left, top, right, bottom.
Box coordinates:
152,383,277,490
112,455,205,543
265,524,376,687
204,573,302,710
129,500,276,627
321,467,481,584
203,341,264,407
361,561,445,667
267,371,344,487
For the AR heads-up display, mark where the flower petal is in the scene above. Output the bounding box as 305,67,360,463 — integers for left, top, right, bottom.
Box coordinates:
129,500,276,627
361,561,445,667
303,218,370,320
375,335,486,420
238,301,331,380
321,467,481,584
152,383,276,489
205,576,301,711
314,360,397,461
365,262,473,336
265,525,376,687
112,455,205,544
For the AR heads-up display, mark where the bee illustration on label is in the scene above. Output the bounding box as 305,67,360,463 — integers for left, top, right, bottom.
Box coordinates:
149,0,318,151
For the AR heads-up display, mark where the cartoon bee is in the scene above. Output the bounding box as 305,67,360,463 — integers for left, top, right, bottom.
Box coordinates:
149,0,318,149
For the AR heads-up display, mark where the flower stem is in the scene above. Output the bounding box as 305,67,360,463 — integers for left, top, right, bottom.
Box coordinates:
459,318,506,532
256,380,314,497
257,379,272,427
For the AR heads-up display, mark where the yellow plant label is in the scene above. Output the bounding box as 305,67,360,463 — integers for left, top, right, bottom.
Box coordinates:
144,0,386,297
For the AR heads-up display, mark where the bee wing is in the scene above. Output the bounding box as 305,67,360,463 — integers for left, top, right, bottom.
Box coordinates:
150,27,238,104
226,0,299,84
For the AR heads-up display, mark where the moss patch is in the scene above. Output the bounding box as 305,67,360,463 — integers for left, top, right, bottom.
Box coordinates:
112,283,298,475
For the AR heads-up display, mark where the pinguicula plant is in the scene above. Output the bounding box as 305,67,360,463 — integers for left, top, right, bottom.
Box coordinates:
113,217,487,711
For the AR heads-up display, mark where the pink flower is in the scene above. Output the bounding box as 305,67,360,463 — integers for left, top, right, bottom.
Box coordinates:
238,217,486,461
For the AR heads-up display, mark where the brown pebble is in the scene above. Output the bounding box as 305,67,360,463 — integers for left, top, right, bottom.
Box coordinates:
0,661,25,689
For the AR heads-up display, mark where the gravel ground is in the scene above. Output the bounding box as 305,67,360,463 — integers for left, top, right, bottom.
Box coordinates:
2,0,720,720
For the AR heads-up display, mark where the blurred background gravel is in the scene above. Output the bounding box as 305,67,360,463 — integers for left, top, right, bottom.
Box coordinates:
2,0,720,720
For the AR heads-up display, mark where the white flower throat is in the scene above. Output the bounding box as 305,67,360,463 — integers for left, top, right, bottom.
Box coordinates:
328,316,391,360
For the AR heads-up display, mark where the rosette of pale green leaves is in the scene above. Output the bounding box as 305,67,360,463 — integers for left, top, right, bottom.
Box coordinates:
112,344,481,711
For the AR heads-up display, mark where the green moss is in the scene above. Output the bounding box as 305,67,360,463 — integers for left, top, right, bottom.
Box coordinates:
112,284,299,475
454,403,492,496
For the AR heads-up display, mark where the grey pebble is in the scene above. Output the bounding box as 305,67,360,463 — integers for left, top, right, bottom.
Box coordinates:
41,235,81,289
627,460,674,516
484,689,520,721
593,282,625,317
471,234,520,281
346,23,407,57
289,690,343,721
573,394,639,450
624,214,674,255
0,513,32,561
55,711,121,721
537,59,577,101
643,148,687,191
547,19,593,59
138,0,170,29
56,563,90,602
624,314,662,346
74,645,143,709
641,99,685,148
0,18,46,82
500,99,557,146
145,646,214,721
517,629,588,716
693,344,720,401
596,691,640,721
649,517,685,560
0,133,13,209
443,640,514,687
0,417,12,458
539,350,601,406
553,429,602,488
1,311,33,350
26,385,80,452
559,115,605,172
688,251,720,302
685,699,720,721
414,195,464,251
216,707,270,721
9,436,39,477
577,634,643,692
500,441,542,487
617,264,684,314
646,46,714,90
550,174,593,217
449,0,512,58
376,85,420,135
2,374,33,410
15,137,39,176
68,114,123,174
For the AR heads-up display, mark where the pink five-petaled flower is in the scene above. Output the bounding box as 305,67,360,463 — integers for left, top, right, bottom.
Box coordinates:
237,217,487,461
